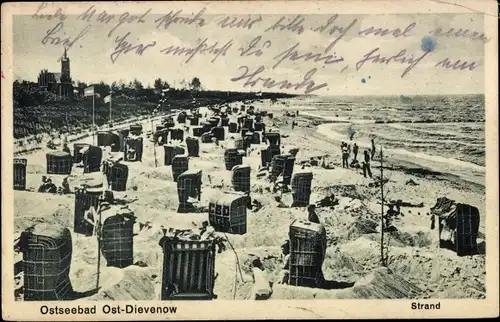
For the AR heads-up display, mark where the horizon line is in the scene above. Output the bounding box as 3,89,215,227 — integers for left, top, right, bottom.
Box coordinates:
13,76,484,97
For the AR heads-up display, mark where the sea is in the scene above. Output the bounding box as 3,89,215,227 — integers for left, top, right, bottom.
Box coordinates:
250,94,486,184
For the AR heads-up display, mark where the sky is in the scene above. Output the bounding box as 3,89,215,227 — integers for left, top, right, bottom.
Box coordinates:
13,11,486,96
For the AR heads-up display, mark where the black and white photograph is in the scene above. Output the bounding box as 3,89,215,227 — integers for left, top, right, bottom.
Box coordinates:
2,0,498,320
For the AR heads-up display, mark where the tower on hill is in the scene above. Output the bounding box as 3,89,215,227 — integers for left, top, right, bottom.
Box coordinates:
37,47,74,99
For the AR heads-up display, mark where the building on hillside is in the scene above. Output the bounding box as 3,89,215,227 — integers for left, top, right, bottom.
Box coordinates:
37,47,74,99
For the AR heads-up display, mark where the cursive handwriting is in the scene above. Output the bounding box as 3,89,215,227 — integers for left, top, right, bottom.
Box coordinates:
435,57,480,70
314,15,358,53
217,15,263,30
355,47,431,78
160,38,233,64
155,8,207,30
41,22,91,50
110,32,156,64
78,5,112,23
429,27,490,43
265,15,305,35
108,9,151,37
96,10,115,24
359,22,417,37
32,3,67,22
238,36,272,57
230,65,328,95
272,42,344,69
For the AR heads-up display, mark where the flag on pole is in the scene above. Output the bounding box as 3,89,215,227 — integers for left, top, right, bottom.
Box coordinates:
84,86,95,97
104,95,111,104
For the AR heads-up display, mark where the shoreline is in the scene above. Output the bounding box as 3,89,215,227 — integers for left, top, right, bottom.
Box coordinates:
298,112,485,190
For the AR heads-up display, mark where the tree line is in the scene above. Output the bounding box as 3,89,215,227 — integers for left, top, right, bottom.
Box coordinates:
14,76,203,107
74,77,203,101
12,75,294,139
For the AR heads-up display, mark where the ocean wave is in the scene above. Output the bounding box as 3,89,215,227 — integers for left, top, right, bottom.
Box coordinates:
387,123,484,140
316,123,485,174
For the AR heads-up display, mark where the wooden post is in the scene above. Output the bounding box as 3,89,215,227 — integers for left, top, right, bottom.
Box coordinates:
96,200,103,289
109,89,113,125
152,115,158,167
92,93,96,145
153,140,158,168
380,146,386,267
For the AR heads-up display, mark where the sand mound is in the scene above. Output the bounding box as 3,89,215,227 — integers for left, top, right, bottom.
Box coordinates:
14,191,74,232
272,267,421,300
213,247,282,300
336,267,421,299
321,184,373,200
386,229,433,248
88,267,160,301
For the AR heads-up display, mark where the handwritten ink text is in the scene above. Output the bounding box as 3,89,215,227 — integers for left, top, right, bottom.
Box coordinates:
96,10,115,24
355,47,431,78
77,6,121,25
265,15,305,35
108,9,151,37
429,27,490,43
314,15,358,52
272,42,344,69
217,15,263,30
41,22,91,50
359,22,417,38
160,38,233,64
77,5,98,23
435,58,481,70
230,65,328,95
110,32,157,63
155,8,207,30
32,3,67,22
238,36,272,57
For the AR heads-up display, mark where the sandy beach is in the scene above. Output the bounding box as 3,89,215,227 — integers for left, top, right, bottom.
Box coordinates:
13,99,486,301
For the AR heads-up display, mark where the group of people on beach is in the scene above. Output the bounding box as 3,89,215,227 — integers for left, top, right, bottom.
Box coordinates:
340,138,377,178
37,175,70,194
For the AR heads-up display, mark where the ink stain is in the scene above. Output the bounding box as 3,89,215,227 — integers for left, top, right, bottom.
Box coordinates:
368,76,371,79
361,78,366,83
421,36,437,52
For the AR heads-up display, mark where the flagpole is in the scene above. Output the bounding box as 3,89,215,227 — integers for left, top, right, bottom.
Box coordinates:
92,92,96,145
109,89,113,125
96,203,102,290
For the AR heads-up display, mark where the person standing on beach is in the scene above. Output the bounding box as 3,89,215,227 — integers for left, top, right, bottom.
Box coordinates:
353,143,359,161
371,139,376,160
341,143,349,168
362,150,373,178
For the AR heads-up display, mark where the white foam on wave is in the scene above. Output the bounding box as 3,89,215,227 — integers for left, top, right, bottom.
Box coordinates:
301,111,376,124
316,123,486,175
387,123,484,140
